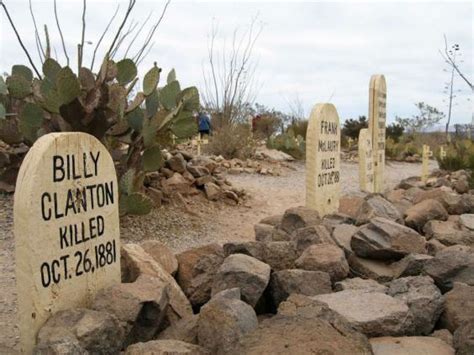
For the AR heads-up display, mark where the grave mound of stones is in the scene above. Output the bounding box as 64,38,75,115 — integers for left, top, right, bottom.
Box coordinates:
31,168,474,355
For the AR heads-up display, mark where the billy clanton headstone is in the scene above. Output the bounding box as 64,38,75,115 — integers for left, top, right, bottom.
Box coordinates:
14,133,121,354
358,128,374,193
306,103,341,216
368,74,387,193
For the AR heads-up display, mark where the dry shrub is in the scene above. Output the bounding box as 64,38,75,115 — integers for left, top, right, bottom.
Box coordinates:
205,123,256,159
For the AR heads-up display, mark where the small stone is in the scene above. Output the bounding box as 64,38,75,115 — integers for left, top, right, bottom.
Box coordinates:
295,244,349,282
254,223,274,242
355,195,404,226
334,277,387,293
439,283,474,333
167,153,187,173
405,199,448,231
291,225,334,254
140,240,178,276
204,182,221,201
280,206,321,234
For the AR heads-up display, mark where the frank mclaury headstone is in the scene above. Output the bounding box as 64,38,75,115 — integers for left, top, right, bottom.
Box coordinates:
14,133,121,354
358,128,374,193
306,103,341,216
368,74,387,193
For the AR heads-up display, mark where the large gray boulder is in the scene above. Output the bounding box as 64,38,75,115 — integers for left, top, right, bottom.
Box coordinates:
334,277,387,293
331,223,358,255
387,276,444,335
197,297,258,354
166,153,187,173
454,320,474,355
370,336,455,355
348,254,395,282
156,315,199,344
212,254,271,307
312,290,413,337
280,206,321,234
230,294,372,354
140,240,178,276
34,308,122,355
269,269,332,306
295,244,349,282
260,241,298,271
424,219,474,247
405,199,449,231
439,283,474,333
355,195,404,226
351,217,426,260
91,275,169,346
125,340,208,355
423,245,474,292
393,253,433,278
254,223,274,242
291,225,334,254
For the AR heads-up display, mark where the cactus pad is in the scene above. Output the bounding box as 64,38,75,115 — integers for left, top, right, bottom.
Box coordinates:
19,102,44,142
167,68,176,84
143,145,163,172
12,65,33,82
179,86,200,111
6,75,32,99
160,80,181,110
126,107,144,132
120,192,153,215
126,92,145,113
0,103,5,119
171,110,198,138
79,67,96,91
143,65,161,96
56,67,81,105
42,58,62,83
0,77,7,95
120,168,136,195
116,59,137,85
145,89,159,117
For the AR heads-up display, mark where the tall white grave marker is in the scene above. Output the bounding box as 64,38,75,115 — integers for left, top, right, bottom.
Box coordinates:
358,128,374,192
421,144,432,183
368,74,387,193
14,133,121,354
306,103,341,216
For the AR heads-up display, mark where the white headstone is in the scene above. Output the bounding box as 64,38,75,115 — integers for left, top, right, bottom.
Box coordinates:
368,74,387,193
306,103,341,216
14,133,121,354
358,128,374,193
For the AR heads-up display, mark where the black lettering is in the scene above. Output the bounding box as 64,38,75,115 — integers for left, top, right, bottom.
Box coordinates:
41,193,52,221
105,181,114,205
40,262,51,287
53,193,64,219
90,151,100,176
53,156,64,182
59,226,69,249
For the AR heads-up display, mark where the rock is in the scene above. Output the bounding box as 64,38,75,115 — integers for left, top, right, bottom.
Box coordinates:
223,241,264,260
254,223,274,242
356,195,404,226
348,254,395,282
460,214,474,230
197,297,258,354
291,225,333,254
161,173,191,195
121,244,193,323
211,288,241,301
423,245,474,292
212,254,271,307
387,276,443,335
260,241,298,271
194,175,212,186
454,179,470,194
271,226,291,241
160,167,174,178
140,240,178,276
269,269,332,306
427,239,447,256
204,182,221,201
338,195,365,219
280,206,321,234
369,336,455,355
232,294,372,354
322,212,355,231
157,315,199,344
393,253,433,278
331,223,358,255
91,275,169,346
405,199,449,231
432,329,454,347
424,220,474,247
255,147,295,162
167,153,187,173
398,176,424,189
34,308,122,354
313,290,413,337
295,244,349,282
259,214,283,227
176,244,225,308
190,156,218,173
334,277,387,293
439,283,474,333
351,217,426,260
187,165,209,178
125,340,208,355
453,320,474,355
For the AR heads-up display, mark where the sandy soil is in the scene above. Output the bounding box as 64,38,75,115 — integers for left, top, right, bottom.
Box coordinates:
0,159,436,353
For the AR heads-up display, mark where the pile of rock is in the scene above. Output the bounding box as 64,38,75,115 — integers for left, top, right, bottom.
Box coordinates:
32,170,474,354
146,150,247,206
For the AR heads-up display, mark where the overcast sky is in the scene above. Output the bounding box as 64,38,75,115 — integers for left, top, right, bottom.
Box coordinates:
1,0,472,125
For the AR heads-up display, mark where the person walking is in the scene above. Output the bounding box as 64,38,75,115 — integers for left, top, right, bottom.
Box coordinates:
198,111,211,136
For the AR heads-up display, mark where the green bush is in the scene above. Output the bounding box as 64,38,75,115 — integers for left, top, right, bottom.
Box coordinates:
287,119,308,138
205,123,256,159
267,130,305,160
437,139,474,172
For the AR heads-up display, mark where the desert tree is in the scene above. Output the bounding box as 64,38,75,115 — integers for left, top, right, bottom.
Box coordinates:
396,102,445,136
201,15,264,128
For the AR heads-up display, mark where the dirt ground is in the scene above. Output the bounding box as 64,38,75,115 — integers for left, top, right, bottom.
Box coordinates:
0,159,436,353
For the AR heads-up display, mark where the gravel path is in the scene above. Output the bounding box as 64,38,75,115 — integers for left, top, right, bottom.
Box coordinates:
0,159,436,352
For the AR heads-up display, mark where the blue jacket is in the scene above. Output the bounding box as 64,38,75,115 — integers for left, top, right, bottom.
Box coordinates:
198,114,211,131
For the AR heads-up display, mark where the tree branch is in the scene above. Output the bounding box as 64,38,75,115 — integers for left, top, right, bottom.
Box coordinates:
1,2,42,78
106,0,137,57
54,0,70,66
78,0,87,70
90,4,120,70
29,0,45,64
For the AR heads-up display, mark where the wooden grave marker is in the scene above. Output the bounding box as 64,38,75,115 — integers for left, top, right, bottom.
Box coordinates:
191,133,209,156
421,144,432,183
358,128,374,193
306,103,341,216
368,74,387,193
14,132,121,354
